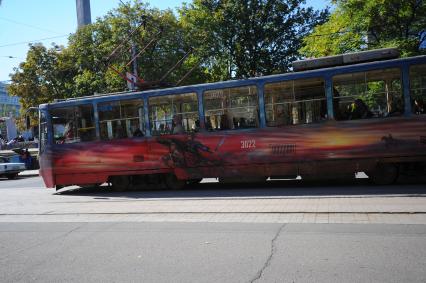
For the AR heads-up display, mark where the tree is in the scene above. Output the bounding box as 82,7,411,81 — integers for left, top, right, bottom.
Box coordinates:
9,1,210,115
54,1,212,91
10,0,328,123
7,44,70,127
180,0,328,79
8,44,70,106
300,0,426,58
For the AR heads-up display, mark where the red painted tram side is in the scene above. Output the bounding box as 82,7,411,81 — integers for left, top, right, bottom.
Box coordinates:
38,52,426,190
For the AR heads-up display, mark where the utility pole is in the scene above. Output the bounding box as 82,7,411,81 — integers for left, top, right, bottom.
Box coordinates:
76,0,91,28
130,43,138,90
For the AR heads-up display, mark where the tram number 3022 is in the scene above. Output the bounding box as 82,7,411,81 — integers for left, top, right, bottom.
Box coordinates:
241,139,256,149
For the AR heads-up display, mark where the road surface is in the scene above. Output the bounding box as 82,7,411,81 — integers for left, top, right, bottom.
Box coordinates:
0,176,425,282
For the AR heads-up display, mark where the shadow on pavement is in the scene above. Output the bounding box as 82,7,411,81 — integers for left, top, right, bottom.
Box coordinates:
55,176,426,199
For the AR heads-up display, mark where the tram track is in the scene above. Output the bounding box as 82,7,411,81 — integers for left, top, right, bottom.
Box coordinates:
1,211,426,216
2,211,426,224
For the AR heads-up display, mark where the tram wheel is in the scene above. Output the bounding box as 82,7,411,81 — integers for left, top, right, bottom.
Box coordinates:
165,174,186,190
111,176,130,192
369,163,399,185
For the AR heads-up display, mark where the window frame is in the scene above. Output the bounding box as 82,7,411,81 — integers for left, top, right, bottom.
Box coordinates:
148,92,199,135
409,63,426,115
50,103,96,145
202,84,260,131
331,67,404,121
263,77,327,127
97,98,145,140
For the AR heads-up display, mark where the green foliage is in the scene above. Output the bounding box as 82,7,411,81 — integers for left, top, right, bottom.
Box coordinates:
301,0,426,57
10,0,327,122
8,44,65,107
361,82,386,110
180,0,329,79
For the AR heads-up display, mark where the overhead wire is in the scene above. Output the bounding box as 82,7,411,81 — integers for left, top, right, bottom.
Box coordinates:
0,55,24,59
0,35,69,48
0,15,69,48
0,16,61,34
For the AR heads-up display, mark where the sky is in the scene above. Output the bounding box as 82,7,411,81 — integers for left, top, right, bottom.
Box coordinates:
0,0,330,82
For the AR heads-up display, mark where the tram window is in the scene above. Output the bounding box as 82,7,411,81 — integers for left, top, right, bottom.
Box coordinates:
409,64,426,115
51,104,96,144
149,92,199,135
98,99,145,140
203,85,259,131
264,77,326,126
333,68,403,120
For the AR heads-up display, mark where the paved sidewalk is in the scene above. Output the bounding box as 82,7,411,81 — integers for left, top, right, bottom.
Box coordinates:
1,183,426,224
3,175,426,224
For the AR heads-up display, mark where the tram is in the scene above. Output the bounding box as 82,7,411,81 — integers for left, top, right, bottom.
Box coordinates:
37,48,426,190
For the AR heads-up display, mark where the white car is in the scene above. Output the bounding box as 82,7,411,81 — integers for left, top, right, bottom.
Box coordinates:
0,157,26,179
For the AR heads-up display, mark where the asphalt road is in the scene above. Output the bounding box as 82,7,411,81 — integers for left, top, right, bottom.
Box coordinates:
0,176,425,282
0,174,43,189
0,222,425,283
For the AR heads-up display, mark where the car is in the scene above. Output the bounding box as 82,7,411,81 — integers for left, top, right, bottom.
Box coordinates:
0,156,26,179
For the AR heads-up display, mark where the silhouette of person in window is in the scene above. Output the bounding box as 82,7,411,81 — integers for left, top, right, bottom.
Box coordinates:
172,115,184,134
349,99,372,119
159,124,165,134
205,117,213,131
133,128,144,137
115,122,126,138
64,122,75,141
414,99,425,114
220,114,229,130
333,87,345,120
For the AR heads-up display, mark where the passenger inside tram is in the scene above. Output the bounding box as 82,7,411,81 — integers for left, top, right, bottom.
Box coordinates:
172,114,184,134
